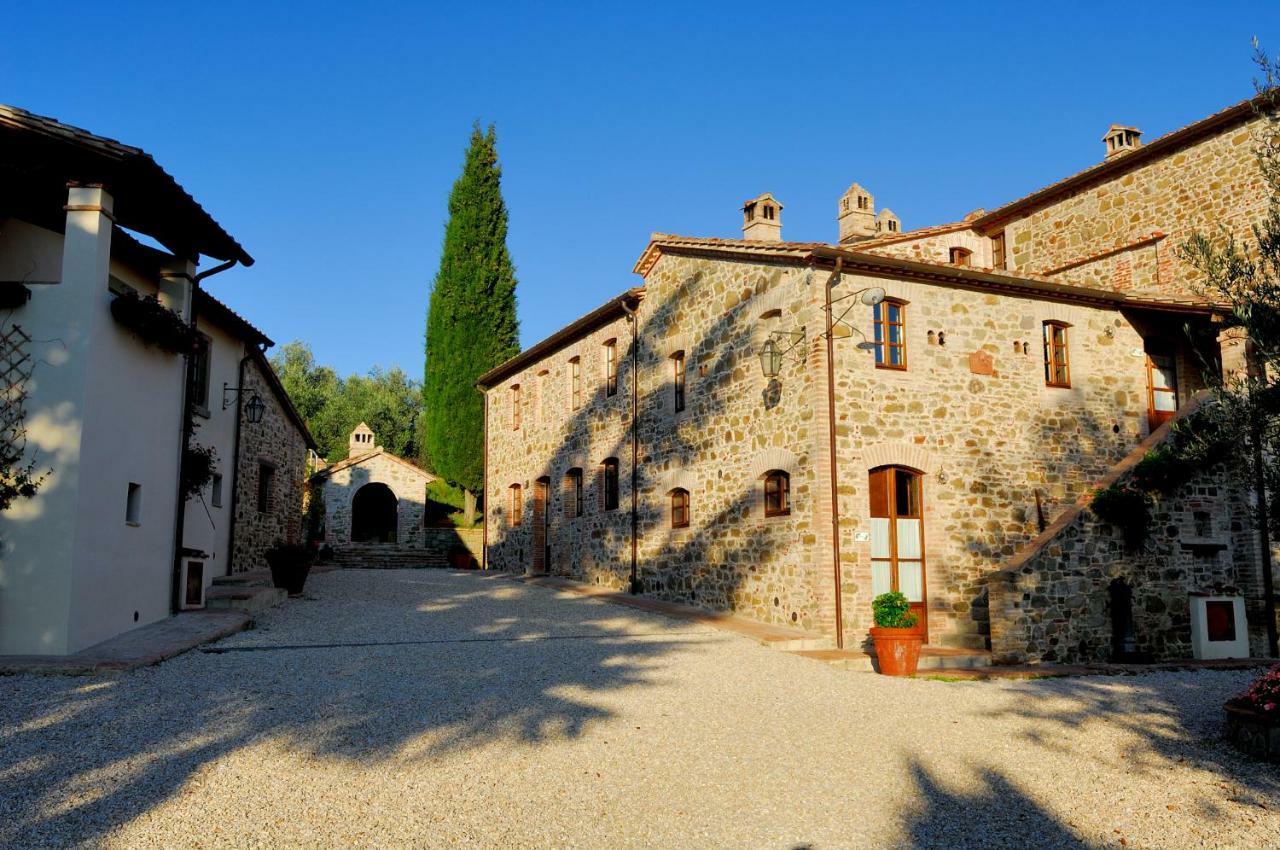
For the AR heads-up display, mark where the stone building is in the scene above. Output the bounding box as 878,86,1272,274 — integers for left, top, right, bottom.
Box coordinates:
312,424,437,549
480,93,1276,662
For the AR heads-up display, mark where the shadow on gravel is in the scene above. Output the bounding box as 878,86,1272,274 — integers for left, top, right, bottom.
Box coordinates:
0,572,699,847
901,761,1098,850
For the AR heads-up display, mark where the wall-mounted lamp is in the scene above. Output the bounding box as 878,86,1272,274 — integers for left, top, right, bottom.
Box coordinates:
758,328,806,379
223,382,266,423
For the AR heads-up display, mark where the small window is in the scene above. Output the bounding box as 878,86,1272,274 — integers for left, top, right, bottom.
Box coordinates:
257,463,275,513
992,231,1006,270
888,220,898,232
672,351,686,413
873,299,907,370
602,458,619,511
211,473,223,508
858,195,868,210
671,488,690,529
537,370,550,424
1043,321,1071,388
604,340,618,397
569,357,582,410
565,468,584,518
190,335,211,412
511,384,521,431
763,470,790,517
126,482,142,525
949,247,971,266
509,483,523,526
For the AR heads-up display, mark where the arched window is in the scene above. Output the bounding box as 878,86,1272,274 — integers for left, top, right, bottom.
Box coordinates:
1043,321,1071,387
670,488,690,529
672,351,686,413
509,483,523,527
510,384,521,431
869,465,926,637
603,339,618,397
601,458,620,511
949,247,972,266
763,470,790,517
873,298,907,370
564,468,584,518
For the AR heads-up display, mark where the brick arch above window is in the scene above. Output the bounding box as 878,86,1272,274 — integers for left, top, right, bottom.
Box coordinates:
1038,304,1082,326
665,332,692,359
654,466,697,497
748,447,799,480
859,442,940,476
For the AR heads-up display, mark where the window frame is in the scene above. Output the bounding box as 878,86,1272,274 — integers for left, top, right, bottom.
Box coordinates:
601,458,620,512
873,298,908,371
510,383,521,431
509,483,523,526
671,488,690,529
763,470,790,518
949,247,972,266
257,462,275,514
190,333,212,416
992,231,1006,270
565,468,584,518
672,350,686,413
1043,321,1071,388
569,357,582,410
604,339,618,397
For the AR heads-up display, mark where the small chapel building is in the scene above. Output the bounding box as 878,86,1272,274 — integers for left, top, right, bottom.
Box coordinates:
312,424,437,548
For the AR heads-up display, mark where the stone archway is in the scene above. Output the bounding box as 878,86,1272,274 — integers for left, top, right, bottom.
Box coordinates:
351,482,398,543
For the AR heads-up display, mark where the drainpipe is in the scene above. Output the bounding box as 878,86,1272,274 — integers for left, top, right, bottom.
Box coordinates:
479,386,489,570
621,297,640,594
823,258,846,648
224,342,266,576
170,258,238,614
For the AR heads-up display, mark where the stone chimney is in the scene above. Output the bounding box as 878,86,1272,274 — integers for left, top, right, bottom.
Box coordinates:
838,182,877,243
875,208,901,236
349,422,376,458
1103,124,1142,160
742,193,783,241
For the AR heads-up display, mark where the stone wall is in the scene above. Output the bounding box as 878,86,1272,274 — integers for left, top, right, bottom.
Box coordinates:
318,451,433,547
231,356,308,572
988,433,1264,663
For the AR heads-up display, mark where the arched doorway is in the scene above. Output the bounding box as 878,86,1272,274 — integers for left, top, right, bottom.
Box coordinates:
352,483,398,543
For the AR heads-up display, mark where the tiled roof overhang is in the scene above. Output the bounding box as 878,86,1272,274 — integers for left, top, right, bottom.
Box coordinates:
0,104,253,266
476,288,646,388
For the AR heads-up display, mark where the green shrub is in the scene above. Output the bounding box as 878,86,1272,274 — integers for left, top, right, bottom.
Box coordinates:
1088,485,1151,548
872,591,919,629
1130,444,1193,494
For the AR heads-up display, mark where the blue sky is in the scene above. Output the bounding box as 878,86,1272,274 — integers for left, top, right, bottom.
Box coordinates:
5,2,1277,378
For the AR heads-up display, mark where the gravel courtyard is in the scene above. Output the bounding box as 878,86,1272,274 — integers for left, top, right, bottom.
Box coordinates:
1,570,1277,849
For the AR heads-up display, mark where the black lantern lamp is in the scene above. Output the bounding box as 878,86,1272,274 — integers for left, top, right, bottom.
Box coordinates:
223,382,266,423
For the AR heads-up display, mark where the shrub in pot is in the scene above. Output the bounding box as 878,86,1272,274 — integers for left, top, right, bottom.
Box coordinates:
265,542,314,596
1224,664,1280,762
870,591,923,676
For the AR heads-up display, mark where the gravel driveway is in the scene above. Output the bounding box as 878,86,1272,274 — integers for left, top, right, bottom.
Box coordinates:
1,569,1277,849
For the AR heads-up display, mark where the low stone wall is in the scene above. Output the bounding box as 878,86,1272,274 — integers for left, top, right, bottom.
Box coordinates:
425,526,484,566
988,414,1264,663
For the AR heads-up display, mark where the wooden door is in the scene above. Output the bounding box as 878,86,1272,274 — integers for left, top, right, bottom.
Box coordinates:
869,466,928,641
1146,348,1179,431
532,478,549,574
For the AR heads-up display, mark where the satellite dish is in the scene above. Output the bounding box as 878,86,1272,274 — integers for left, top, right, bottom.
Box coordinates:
861,287,887,306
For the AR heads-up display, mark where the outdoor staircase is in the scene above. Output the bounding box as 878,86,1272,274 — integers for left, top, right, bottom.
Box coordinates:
207,570,287,614
326,543,453,570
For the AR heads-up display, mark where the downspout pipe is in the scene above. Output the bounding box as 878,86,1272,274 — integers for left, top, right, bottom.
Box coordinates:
170,258,238,614
823,258,846,648
479,385,489,570
621,297,640,594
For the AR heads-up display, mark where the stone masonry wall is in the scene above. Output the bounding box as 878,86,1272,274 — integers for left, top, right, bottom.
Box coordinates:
231,357,308,572
988,447,1263,664
319,452,433,547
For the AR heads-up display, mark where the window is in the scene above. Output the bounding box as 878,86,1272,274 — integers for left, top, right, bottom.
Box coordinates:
763,204,775,220
602,458,619,511
126,482,142,526
565,468,584,518
211,473,223,508
671,489,690,529
858,195,868,210
763,470,790,517
672,351,686,413
949,247,972,266
873,299,907,370
869,466,926,626
257,463,275,513
190,335,211,412
1146,347,1179,429
888,219,898,232
604,340,618,397
537,370,550,424
569,357,582,410
1043,321,1071,387
511,384,521,431
509,483,523,526
992,231,1006,270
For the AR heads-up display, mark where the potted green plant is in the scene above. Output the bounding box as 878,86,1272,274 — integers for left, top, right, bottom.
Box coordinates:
1225,664,1280,762
265,542,314,596
870,591,923,676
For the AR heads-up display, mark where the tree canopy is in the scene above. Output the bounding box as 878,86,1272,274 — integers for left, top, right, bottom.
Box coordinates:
422,125,520,495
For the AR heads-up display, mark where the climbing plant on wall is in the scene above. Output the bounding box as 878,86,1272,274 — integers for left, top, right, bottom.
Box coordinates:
0,323,47,523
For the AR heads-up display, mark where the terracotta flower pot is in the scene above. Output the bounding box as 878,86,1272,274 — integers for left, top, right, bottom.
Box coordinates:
870,626,924,676
1225,698,1280,762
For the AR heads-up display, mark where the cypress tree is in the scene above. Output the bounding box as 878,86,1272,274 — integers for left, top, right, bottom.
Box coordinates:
422,125,520,517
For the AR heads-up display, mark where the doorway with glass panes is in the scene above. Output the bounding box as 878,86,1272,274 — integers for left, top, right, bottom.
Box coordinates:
869,465,927,642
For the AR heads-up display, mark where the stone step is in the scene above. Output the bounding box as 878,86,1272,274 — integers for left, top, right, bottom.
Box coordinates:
205,585,287,614
790,646,993,673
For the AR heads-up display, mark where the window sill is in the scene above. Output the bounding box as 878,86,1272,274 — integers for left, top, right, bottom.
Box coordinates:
192,404,211,419
126,521,141,528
